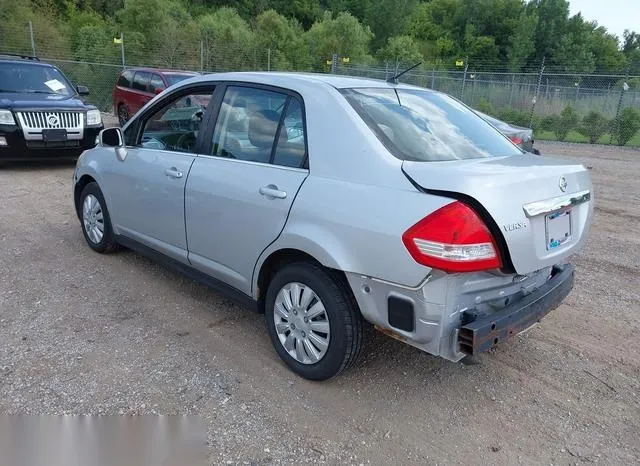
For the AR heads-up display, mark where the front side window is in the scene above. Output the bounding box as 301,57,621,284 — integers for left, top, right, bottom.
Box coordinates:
165,73,197,87
0,62,74,96
132,71,151,92
341,88,522,162
211,86,306,167
138,90,212,154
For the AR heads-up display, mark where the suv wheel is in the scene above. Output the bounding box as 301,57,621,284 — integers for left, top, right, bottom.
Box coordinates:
117,104,129,127
79,182,119,253
265,262,364,381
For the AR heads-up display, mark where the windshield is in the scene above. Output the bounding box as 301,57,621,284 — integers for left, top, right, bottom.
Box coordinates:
341,88,522,162
165,73,197,87
0,62,75,96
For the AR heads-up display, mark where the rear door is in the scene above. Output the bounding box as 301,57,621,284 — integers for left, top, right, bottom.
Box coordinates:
131,71,152,114
108,84,216,263
185,84,308,295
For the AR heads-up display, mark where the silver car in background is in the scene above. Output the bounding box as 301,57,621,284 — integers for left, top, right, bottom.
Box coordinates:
474,109,540,154
72,72,593,380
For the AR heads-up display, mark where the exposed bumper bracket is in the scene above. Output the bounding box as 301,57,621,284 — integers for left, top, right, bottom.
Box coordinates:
458,264,574,355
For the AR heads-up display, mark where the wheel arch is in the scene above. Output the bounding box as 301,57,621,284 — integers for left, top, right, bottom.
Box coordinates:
74,174,97,219
254,245,351,313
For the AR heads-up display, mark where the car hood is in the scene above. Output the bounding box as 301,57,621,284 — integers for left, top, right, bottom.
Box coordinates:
0,92,92,110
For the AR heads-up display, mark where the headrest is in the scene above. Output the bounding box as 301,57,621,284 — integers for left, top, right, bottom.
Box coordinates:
248,109,287,149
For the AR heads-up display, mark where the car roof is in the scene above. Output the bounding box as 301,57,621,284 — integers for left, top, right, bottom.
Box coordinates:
123,67,199,75
0,57,53,67
190,71,429,91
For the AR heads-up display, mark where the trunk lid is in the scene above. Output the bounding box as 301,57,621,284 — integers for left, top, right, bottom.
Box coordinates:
402,153,594,275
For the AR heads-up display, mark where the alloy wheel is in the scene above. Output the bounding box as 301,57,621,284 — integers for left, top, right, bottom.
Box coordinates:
273,282,331,364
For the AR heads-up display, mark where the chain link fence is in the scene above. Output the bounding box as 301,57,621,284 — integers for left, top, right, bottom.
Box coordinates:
2,21,639,147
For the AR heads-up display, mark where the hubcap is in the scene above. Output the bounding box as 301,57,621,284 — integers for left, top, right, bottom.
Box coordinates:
82,194,104,244
273,282,331,365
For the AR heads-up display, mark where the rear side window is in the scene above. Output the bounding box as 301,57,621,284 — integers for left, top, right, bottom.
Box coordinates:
341,88,522,162
132,71,151,92
117,70,134,88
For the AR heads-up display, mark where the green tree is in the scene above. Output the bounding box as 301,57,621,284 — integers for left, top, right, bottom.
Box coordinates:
304,11,373,63
364,0,416,50
408,0,460,58
377,35,423,64
506,11,537,71
254,10,308,70
528,0,570,63
198,7,255,70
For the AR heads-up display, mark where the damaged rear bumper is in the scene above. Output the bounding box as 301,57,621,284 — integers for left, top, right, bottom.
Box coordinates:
458,264,574,355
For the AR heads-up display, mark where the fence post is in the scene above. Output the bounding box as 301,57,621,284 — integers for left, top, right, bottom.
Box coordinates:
200,40,204,72
529,56,545,128
431,68,436,89
119,32,125,69
331,53,337,74
460,60,469,100
267,48,271,72
610,66,630,144
508,73,515,106
28,21,36,57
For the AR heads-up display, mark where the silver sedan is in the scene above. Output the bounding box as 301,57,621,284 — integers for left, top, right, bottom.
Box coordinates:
72,72,594,380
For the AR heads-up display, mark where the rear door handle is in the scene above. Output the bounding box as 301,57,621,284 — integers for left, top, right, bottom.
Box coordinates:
259,185,287,199
165,167,183,179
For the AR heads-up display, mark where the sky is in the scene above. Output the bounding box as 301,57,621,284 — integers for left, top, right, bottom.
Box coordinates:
569,0,639,42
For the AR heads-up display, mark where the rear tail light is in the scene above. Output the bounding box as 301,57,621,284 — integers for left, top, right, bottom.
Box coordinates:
402,201,502,273
509,136,523,145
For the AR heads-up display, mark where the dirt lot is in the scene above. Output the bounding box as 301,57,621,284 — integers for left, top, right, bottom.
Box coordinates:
1,141,639,465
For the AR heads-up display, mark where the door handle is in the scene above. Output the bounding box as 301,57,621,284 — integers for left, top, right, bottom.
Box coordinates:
259,185,287,199
165,167,183,179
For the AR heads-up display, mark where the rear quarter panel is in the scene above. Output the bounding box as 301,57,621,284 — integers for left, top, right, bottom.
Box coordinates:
255,176,451,292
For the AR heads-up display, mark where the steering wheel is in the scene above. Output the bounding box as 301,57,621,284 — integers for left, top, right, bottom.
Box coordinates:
175,132,197,152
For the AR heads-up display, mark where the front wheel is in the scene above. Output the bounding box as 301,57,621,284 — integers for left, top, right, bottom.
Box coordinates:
265,262,364,381
117,104,129,127
79,182,119,253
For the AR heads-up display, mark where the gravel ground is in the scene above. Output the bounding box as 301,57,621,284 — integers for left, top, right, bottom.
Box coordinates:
0,140,639,465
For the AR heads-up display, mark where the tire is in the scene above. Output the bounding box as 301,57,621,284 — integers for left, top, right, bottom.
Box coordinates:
79,182,119,254
265,262,364,381
117,104,129,127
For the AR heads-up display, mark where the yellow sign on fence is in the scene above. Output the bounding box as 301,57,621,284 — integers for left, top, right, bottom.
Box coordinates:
456,59,464,67
113,37,122,44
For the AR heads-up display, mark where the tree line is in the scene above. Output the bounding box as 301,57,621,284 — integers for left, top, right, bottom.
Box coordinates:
1,0,639,75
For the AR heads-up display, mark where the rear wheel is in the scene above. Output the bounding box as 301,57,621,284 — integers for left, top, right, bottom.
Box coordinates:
117,104,129,127
265,262,364,381
79,182,119,253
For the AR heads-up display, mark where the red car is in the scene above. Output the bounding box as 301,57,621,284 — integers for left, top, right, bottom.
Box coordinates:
112,68,199,126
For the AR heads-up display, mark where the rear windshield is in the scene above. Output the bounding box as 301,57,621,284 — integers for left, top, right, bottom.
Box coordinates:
0,62,74,96
341,88,522,162
165,73,196,86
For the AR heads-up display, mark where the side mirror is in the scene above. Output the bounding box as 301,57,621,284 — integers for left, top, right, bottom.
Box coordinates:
154,87,164,95
99,127,127,161
77,85,90,95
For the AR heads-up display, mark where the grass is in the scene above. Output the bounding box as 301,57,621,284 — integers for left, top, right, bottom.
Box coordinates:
534,129,640,148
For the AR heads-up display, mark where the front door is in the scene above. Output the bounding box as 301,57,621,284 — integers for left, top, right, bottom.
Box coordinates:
185,85,309,294
108,86,217,263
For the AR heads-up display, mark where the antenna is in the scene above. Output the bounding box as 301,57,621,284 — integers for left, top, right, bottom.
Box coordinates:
386,62,422,84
